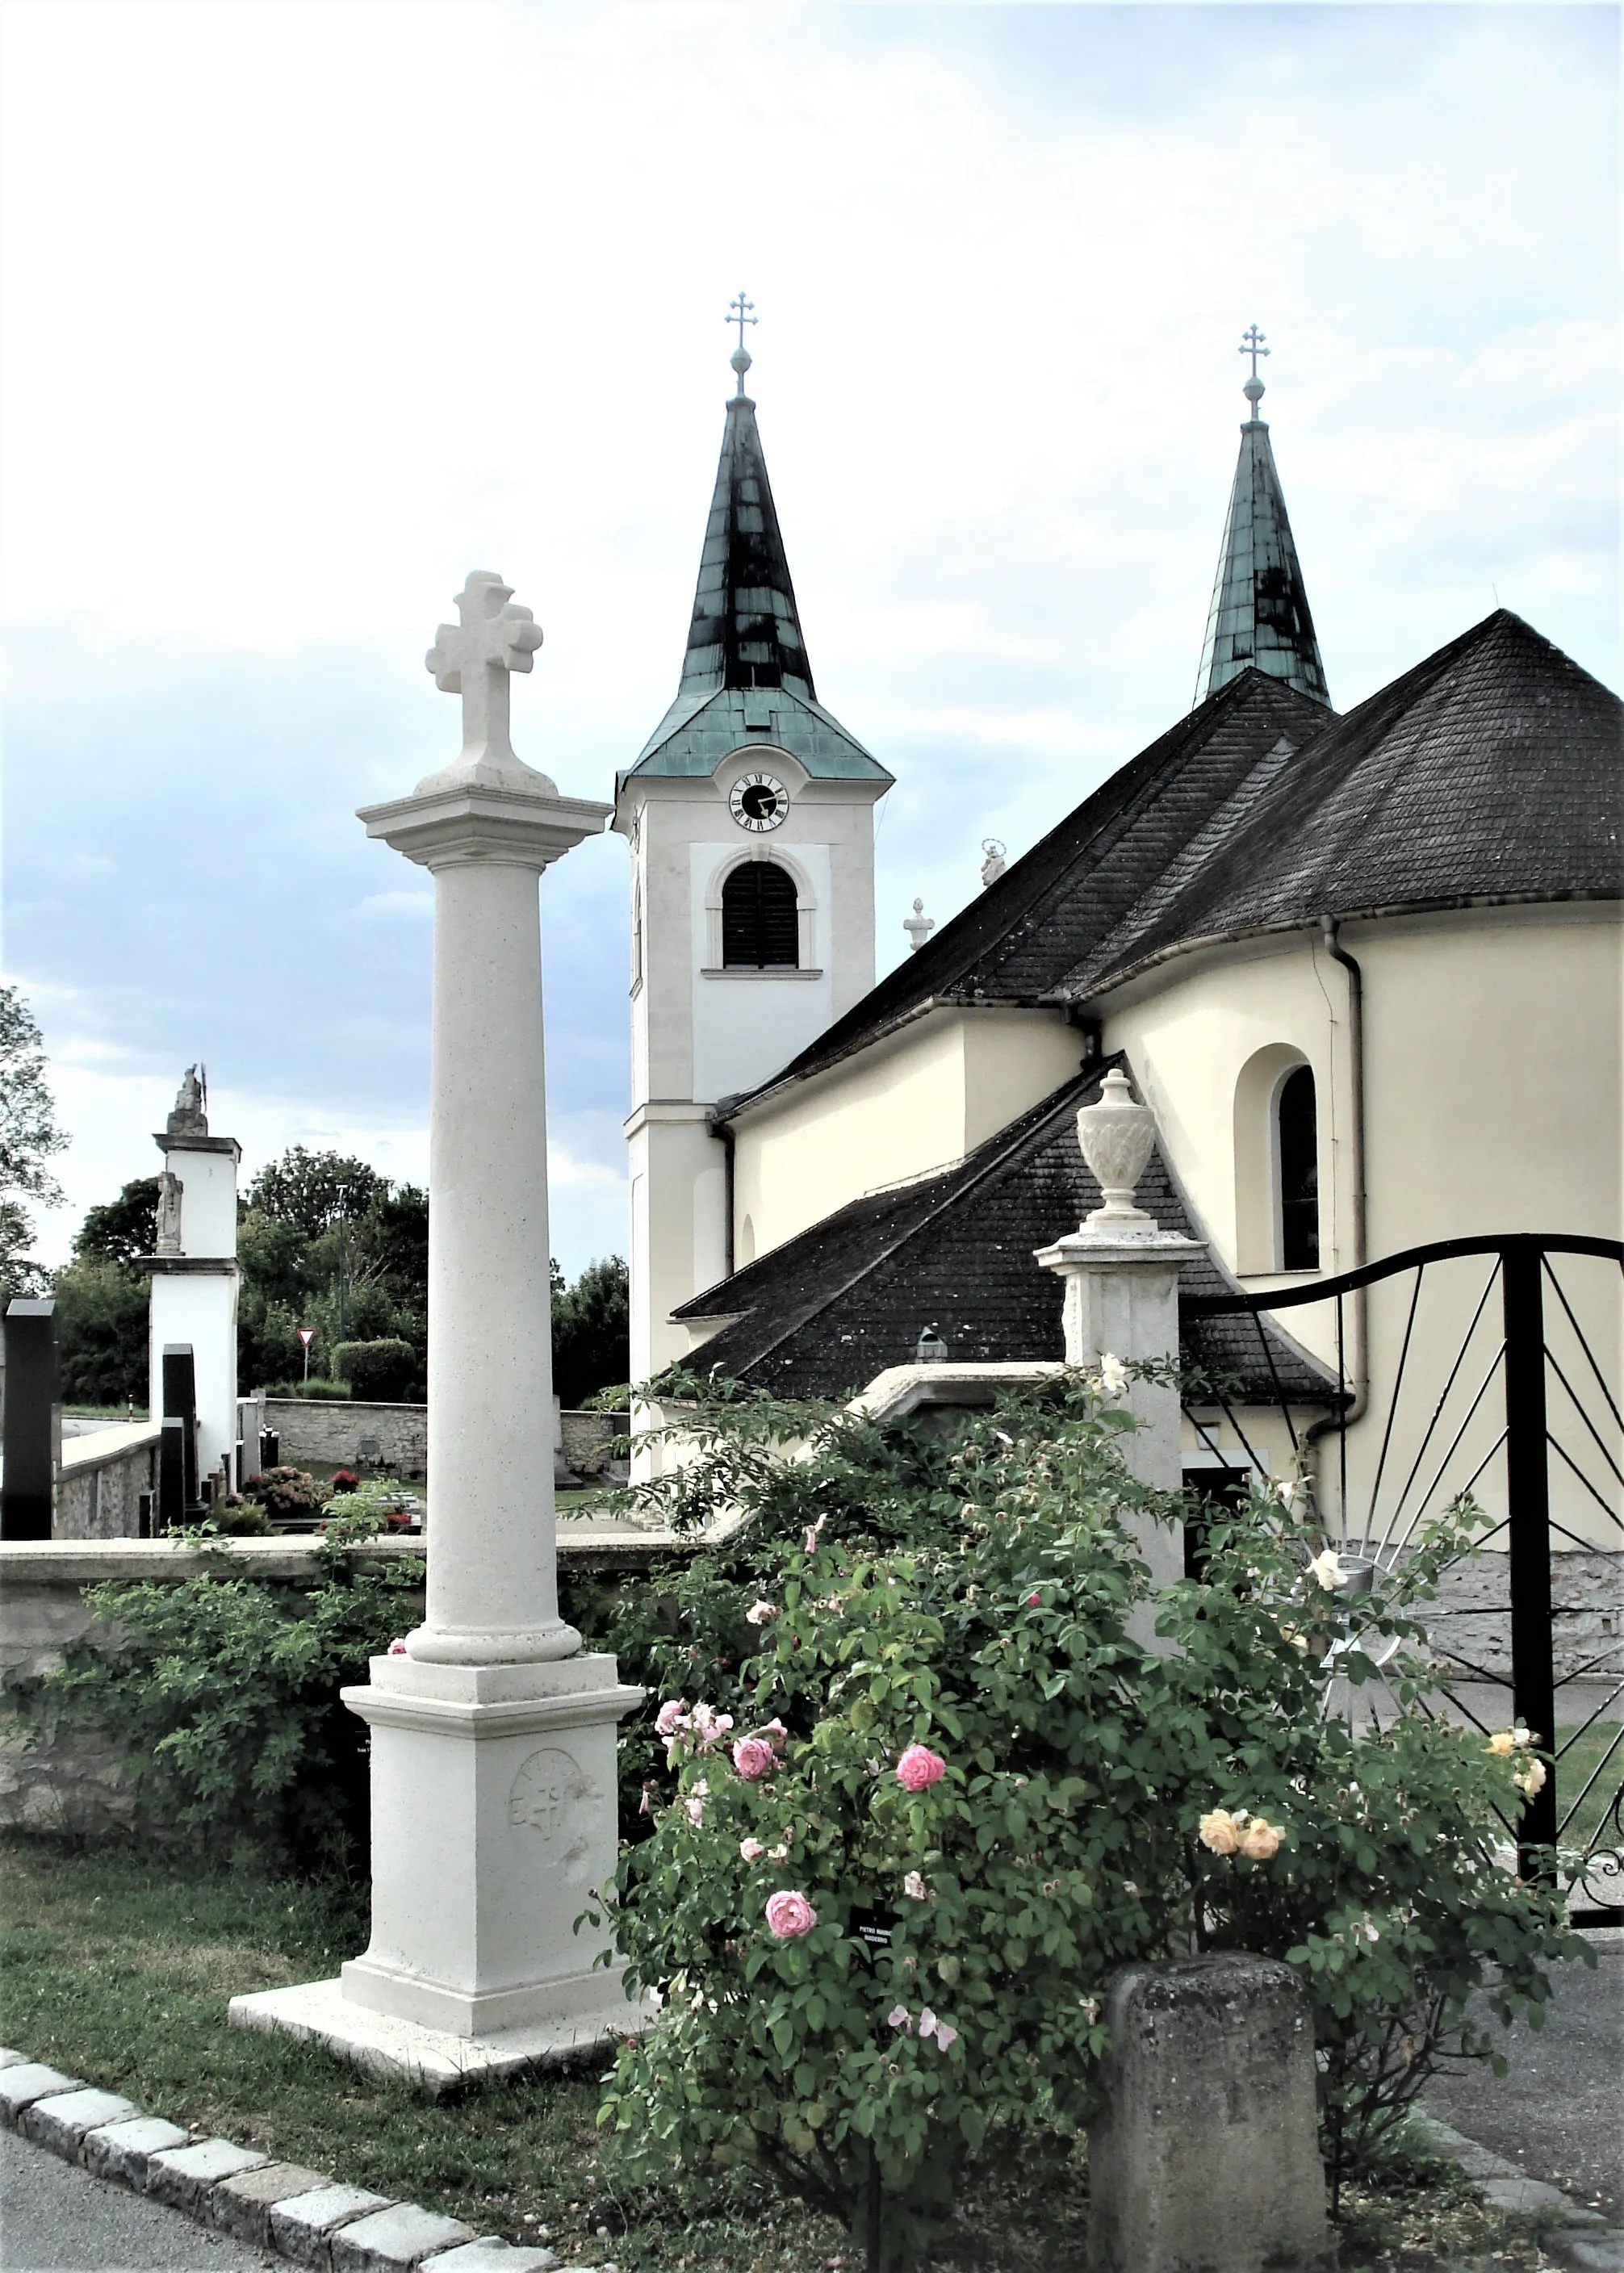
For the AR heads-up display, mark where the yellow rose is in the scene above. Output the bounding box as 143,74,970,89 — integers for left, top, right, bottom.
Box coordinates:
1516,1759,1547,1798
1488,1730,1517,1756
1199,1809,1242,1856
1241,1818,1284,1861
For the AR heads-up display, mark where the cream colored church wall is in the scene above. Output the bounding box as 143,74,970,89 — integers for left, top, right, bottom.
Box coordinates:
1103,906,1623,1547
729,1006,1080,1263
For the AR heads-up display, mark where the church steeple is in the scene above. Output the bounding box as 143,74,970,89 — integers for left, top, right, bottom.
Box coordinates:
1196,329,1330,708
679,299,816,703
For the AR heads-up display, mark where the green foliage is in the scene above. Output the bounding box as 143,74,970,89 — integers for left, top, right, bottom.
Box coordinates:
0,982,65,1300
333,1338,417,1401
47,1542,424,1872
237,1150,428,1394
593,1378,1583,2271
552,1255,630,1409
73,1177,161,1267
52,1256,150,1406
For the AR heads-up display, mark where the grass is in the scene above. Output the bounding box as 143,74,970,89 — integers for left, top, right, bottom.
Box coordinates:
0,1838,1588,2272
1555,1718,1624,1855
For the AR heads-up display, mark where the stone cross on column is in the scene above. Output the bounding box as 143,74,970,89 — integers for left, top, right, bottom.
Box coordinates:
1036,1069,1204,1621
232,575,641,2086
422,571,547,788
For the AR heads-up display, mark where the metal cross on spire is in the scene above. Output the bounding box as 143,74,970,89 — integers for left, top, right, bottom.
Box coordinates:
727,290,758,394
1239,324,1270,380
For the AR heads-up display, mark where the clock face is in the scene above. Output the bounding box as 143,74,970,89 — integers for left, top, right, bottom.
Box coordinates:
729,772,789,833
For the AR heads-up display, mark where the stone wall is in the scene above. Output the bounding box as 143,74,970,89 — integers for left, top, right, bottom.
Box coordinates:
55,1426,162,1542
0,1536,428,1837
1425,1549,1621,1685
264,1399,428,1477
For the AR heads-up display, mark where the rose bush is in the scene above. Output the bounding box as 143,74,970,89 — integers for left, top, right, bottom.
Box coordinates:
593,1374,1582,2268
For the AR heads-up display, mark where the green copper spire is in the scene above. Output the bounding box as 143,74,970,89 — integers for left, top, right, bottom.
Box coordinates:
622,301,891,786
1196,329,1330,708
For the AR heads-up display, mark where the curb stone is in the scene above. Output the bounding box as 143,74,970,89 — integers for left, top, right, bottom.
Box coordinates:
0,2045,588,2273
1413,2111,1619,2258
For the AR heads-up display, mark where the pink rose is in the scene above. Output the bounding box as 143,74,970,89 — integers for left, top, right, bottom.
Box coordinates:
802,1515,827,1552
895,1743,947,1793
765,1890,817,1940
887,2005,911,2032
902,1871,927,1901
744,1601,780,1626
655,1699,689,1736
387,1638,408,1656
1023,1591,1040,1607
739,1836,765,1861
933,2022,959,2052
683,1777,709,1827
733,1736,776,1781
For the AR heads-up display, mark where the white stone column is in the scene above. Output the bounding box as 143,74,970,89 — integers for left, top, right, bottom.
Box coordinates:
229,575,643,2087
1035,1070,1203,1610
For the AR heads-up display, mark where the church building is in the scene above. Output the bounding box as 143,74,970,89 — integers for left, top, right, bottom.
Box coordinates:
617,326,1622,1530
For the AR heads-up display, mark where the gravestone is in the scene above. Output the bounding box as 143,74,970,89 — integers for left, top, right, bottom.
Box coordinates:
1,1299,61,1540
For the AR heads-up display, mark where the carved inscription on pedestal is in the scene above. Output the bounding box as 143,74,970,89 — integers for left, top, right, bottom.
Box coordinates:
509,1748,593,1881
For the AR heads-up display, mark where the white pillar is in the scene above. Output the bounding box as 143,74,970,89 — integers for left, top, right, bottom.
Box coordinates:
229,574,643,2087
1036,1070,1203,1612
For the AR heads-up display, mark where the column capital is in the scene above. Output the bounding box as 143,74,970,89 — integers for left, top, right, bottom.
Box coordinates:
1035,1226,1206,1276
358,780,612,873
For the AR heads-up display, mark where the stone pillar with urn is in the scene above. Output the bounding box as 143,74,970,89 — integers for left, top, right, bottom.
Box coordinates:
1035,1069,1203,1612
231,574,642,2087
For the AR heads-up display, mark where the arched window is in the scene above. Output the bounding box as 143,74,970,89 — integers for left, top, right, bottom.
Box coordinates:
1276,1065,1319,1270
722,861,799,969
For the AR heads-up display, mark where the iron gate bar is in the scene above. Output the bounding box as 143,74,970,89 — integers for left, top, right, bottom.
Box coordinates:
1396,1354,1508,1560
1367,1267,1425,1523
1178,1231,1624,1903
1542,1256,1624,1438
1543,1351,1624,1499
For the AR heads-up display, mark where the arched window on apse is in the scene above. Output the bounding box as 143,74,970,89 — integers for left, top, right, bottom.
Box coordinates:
1276,1065,1319,1270
722,861,799,969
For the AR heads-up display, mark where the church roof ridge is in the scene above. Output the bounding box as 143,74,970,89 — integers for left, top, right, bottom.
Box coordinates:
1196,334,1330,709
1065,609,1623,998
717,668,1332,1116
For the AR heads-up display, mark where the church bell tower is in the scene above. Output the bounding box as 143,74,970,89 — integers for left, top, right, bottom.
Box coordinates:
615,303,893,1383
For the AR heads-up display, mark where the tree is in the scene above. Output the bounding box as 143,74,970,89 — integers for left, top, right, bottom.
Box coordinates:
0,983,66,1299
237,1149,427,1392
551,1255,630,1407
74,1178,160,1269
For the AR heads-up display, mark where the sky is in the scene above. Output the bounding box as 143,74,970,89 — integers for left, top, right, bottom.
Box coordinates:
2,0,1616,1279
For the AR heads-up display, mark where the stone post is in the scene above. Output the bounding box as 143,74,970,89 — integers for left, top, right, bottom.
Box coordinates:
1034,1069,1203,1605
230,574,641,2087
1087,1954,1333,2273
1,1300,60,1542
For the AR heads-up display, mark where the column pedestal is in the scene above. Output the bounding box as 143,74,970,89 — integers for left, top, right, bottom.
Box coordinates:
230,1654,645,2089
1035,1224,1205,1623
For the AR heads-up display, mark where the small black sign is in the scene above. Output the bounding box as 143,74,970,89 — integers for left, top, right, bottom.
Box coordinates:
855,1907,899,1953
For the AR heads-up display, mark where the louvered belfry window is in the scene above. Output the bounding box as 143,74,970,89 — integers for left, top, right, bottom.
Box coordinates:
722,861,799,969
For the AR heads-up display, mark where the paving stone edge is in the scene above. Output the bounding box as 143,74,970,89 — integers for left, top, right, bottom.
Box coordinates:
0,2045,597,2273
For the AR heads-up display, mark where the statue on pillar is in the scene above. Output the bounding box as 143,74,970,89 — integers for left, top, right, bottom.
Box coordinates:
167,1066,208,1137
155,1171,184,1256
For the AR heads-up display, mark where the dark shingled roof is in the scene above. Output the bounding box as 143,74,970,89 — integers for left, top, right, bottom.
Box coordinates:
722,668,1333,1111
1064,609,1624,998
676,1059,1335,1408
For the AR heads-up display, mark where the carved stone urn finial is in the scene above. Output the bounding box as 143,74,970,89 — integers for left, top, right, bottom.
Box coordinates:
1076,1069,1157,1226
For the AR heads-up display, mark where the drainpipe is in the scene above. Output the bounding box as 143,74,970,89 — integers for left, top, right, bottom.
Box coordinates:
714,1115,736,1280
1306,917,1368,1459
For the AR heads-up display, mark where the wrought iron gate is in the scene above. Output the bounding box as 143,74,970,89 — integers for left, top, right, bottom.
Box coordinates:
1181,1235,1624,1926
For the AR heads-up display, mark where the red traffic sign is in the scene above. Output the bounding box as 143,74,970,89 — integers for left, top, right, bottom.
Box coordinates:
297,1329,316,1348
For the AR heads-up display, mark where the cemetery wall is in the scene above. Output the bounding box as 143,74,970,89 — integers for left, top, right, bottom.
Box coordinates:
0,1537,426,1837
54,1425,161,1542
265,1397,428,1476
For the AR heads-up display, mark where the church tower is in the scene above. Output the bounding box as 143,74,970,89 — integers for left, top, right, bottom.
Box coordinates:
1197,328,1331,706
616,306,893,1383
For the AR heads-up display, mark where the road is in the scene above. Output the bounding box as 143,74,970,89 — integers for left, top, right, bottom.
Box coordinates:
0,2128,273,2273
1422,1931,1624,2222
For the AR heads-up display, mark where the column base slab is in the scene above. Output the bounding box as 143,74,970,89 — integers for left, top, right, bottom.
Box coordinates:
228,1975,652,2096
